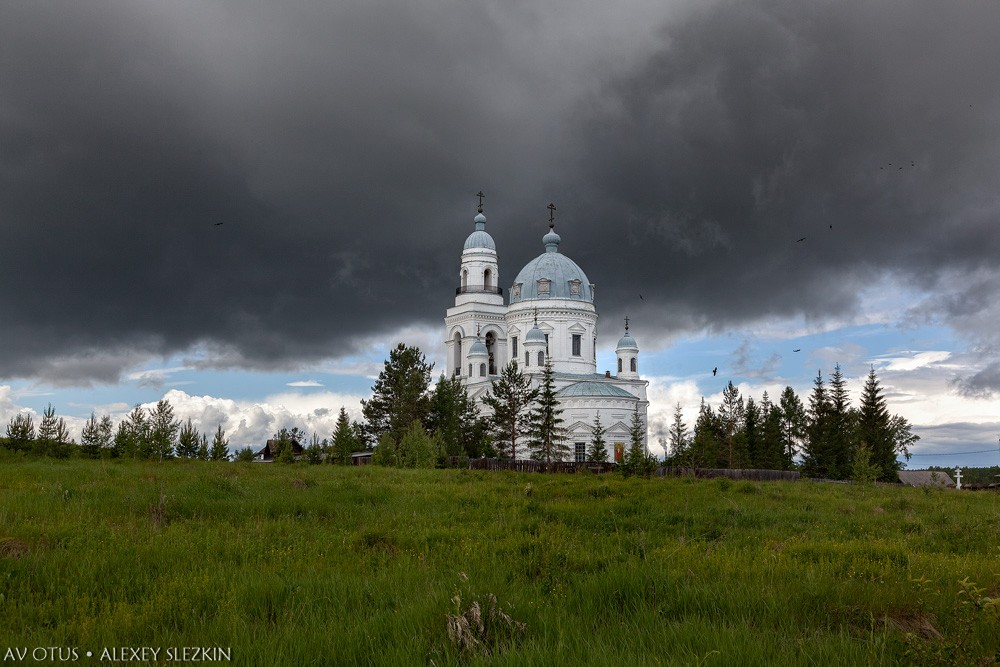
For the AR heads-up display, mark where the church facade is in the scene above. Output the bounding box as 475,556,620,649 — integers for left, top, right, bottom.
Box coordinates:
444,201,648,461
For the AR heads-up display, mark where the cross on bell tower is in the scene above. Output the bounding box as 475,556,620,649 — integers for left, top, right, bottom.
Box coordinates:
477,191,485,213
547,202,556,228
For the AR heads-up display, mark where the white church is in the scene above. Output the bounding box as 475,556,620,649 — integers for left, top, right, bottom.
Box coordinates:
444,197,648,462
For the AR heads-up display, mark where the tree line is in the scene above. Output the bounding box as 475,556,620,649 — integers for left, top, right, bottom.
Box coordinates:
360,343,657,476
2,399,233,461
1,344,917,482
664,365,918,482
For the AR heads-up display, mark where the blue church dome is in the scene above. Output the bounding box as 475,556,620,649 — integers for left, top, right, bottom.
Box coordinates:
616,332,638,351
469,338,488,356
463,213,496,251
511,226,593,303
525,324,546,344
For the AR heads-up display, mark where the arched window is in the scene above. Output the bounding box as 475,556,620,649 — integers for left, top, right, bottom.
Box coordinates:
485,331,496,375
525,352,530,366
468,363,472,377
630,357,637,373
618,358,623,373
537,351,544,366
453,332,462,375
461,269,468,289
484,268,492,291
479,363,487,377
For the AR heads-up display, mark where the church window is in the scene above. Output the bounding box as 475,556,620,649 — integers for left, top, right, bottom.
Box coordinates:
569,279,581,296
512,337,518,358
468,363,472,377
537,278,550,295
525,352,530,366
537,351,544,366
512,283,521,299
480,363,486,377
630,357,637,372
618,358,623,373
575,443,586,463
572,334,581,357
593,337,597,361
485,331,496,375
462,269,468,289
484,268,493,291
544,333,549,353
453,333,462,375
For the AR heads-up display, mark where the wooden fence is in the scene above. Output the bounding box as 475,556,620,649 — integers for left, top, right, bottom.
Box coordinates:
658,467,800,481
445,457,798,481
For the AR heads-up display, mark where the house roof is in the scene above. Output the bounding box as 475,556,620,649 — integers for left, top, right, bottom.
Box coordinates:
898,470,955,488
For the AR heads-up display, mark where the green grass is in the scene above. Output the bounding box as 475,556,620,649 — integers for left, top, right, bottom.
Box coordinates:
1,459,998,665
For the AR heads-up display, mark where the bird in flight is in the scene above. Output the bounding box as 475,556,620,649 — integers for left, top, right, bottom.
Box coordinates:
792,349,801,352
639,294,644,301
214,222,224,226
797,237,806,243
712,367,718,376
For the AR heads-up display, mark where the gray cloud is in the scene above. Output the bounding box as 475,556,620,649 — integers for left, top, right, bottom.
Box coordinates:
2,0,1000,384
951,362,1000,399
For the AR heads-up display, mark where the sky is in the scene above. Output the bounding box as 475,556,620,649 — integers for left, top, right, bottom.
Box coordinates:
2,0,998,467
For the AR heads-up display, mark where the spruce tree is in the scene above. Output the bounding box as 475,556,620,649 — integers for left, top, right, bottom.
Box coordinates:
759,393,787,470
429,375,489,458
209,425,230,461
718,382,745,468
587,412,609,463
666,402,689,464
176,419,200,458
362,343,433,450
197,433,209,461
481,360,537,459
857,367,897,482
527,360,568,464
778,386,806,466
803,371,831,478
827,364,853,479
743,397,762,468
689,399,722,468
331,407,357,464
622,405,652,477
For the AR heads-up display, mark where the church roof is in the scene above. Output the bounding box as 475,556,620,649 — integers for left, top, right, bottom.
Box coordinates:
616,332,638,350
556,381,635,398
511,225,593,303
469,338,488,356
463,213,496,251
525,323,546,344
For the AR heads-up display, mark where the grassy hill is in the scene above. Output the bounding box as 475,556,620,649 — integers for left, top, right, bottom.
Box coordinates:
1,458,998,665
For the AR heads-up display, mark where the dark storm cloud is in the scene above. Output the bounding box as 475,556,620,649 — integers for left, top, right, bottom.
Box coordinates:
2,0,999,383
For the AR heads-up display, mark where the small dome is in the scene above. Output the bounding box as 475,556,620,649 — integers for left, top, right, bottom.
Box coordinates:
463,212,496,251
469,338,488,357
542,227,561,252
525,324,546,344
616,332,638,351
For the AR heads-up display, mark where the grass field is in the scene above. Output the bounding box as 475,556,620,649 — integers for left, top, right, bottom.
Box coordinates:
1,458,998,665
